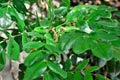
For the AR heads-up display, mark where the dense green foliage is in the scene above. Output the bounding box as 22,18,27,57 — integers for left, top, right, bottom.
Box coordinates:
0,0,120,80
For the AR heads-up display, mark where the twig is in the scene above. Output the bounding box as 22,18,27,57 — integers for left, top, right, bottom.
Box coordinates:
0,33,22,44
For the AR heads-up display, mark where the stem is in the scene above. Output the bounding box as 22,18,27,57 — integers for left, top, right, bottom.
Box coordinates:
0,33,22,44
0,39,8,44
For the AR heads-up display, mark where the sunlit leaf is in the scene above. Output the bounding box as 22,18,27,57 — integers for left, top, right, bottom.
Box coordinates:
44,72,54,80
85,66,100,73
47,61,67,78
54,7,68,17
23,61,47,80
112,47,120,61
76,59,89,71
91,41,113,60
72,37,90,54
22,32,29,46
88,5,107,21
24,51,47,67
23,42,44,50
8,6,25,31
27,31,44,39
96,74,107,80
0,8,12,28
96,21,119,28
7,36,20,60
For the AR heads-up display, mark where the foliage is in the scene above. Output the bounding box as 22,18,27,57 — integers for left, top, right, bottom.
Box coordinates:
0,0,120,80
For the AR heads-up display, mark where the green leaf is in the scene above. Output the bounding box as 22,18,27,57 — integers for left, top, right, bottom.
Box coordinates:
40,19,51,28
23,61,47,80
44,33,60,54
115,12,120,17
54,7,68,17
45,33,54,44
0,0,9,3
22,32,28,46
8,6,25,31
76,8,88,21
84,73,93,80
112,47,120,61
59,32,80,53
63,59,72,70
88,5,107,22
59,33,73,53
75,59,89,71
44,72,54,80
96,74,106,80
97,26,120,37
34,27,47,33
27,31,43,39
96,30,119,41
80,22,93,34
101,12,111,19
96,21,118,28
72,37,90,54
73,72,83,80
23,42,44,50
47,61,67,78
0,8,13,28
12,0,27,14
0,46,6,71
111,39,120,47
91,41,113,60
49,71,62,80
66,10,80,22
67,7,88,23
7,36,20,60
61,0,70,7
72,5,98,10
45,44,60,56
24,51,46,67
59,33,71,50
47,0,54,20
85,66,100,73
35,12,40,26
76,19,85,28
65,26,79,31
45,40,55,48
67,72,74,80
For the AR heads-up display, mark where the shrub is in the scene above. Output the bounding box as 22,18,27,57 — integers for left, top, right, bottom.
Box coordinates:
0,0,120,80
